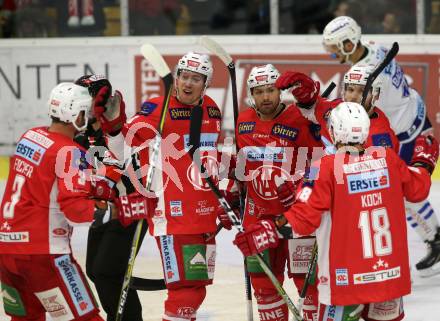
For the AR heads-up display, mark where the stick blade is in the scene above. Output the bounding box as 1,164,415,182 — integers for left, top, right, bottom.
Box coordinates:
140,43,171,78
199,36,233,66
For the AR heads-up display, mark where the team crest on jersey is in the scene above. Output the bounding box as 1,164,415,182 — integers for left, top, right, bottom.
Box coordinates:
139,101,158,115
238,122,256,134
251,165,291,200
372,133,393,148
169,107,192,120
271,124,298,141
207,106,221,119
347,169,390,194
15,138,47,166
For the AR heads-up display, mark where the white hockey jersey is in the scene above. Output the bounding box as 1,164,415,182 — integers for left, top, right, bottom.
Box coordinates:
358,42,426,142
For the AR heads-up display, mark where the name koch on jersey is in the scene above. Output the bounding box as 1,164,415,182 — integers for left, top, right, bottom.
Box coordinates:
346,169,390,194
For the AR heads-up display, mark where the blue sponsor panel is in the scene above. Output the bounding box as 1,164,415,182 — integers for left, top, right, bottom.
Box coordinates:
271,123,298,141
237,122,256,134
159,235,180,284
347,169,390,194
169,108,192,120
54,255,94,316
15,138,47,166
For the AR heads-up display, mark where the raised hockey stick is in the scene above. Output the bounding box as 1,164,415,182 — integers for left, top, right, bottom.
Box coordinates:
189,105,303,321
199,35,253,321
116,43,173,321
361,42,399,106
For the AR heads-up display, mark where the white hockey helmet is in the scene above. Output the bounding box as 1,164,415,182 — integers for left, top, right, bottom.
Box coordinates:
344,63,383,95
323,16,362,56
176,51,213,89
328,102,370,145
246,64,281,107
48,82,93,131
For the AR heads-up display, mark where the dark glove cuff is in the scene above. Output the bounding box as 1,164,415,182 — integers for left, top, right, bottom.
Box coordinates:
411,161,434,174
296,101,315,110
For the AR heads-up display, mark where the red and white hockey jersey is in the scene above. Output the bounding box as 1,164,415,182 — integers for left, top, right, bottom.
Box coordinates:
0,127,95,255
236,105,321,227
302,97,400,154
284,148,431,305
122,95,221,236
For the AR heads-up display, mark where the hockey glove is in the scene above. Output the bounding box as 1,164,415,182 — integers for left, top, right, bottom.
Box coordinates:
217,190,241,230
94,86,127,135
233,219,279,256
93,200,116,227
276,180,297,211
275,71,320,109
115,192,158,227
90,175,116,201
411,134,439,174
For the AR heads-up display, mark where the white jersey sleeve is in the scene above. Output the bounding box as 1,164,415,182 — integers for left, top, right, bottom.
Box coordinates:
359,42,425,141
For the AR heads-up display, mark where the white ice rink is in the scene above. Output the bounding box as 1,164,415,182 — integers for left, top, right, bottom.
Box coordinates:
0,181,439,320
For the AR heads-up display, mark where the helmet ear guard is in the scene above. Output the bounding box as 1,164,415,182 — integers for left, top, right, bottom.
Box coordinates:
48,83,93,131
246,64,281,108
328,101,370,145
323,16,362,56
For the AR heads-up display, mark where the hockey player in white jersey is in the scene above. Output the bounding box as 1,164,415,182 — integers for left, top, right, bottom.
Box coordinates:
322,15,440,276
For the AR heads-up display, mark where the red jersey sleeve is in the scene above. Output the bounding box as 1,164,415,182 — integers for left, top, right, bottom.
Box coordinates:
122,98,162,147
56,146,95,224
284,158,333,235
390,150,431,202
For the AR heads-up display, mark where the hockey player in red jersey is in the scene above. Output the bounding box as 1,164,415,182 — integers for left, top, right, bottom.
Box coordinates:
277,65,440,276
121,52,222,320
323,16,440,277
234,102,439,321
74,74,157,321
0,83,117,321
275,64,399,155
220,64,321,321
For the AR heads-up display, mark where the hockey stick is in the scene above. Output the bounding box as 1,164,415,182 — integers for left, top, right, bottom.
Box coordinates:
294,82,335,313
199,35,253,321
189,105,303,321
361,42,399,106
116,43,173,321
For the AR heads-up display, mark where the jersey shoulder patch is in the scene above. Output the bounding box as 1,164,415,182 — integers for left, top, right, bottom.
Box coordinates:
371,133,393,148
139,101,158,115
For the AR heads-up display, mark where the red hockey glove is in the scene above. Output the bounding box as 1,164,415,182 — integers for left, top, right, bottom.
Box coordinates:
275,71,320,109
411,134,439,174
233,219,279,256
216,190,241,230
115,192,158,227
90,175,116,201
94,87,127,135
277,180,297,211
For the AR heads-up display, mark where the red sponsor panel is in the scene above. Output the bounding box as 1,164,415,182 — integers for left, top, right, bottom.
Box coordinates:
134,53,440,138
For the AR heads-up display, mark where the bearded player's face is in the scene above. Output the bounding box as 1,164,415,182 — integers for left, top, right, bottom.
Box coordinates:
252,84,280,116
176,70,205,105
